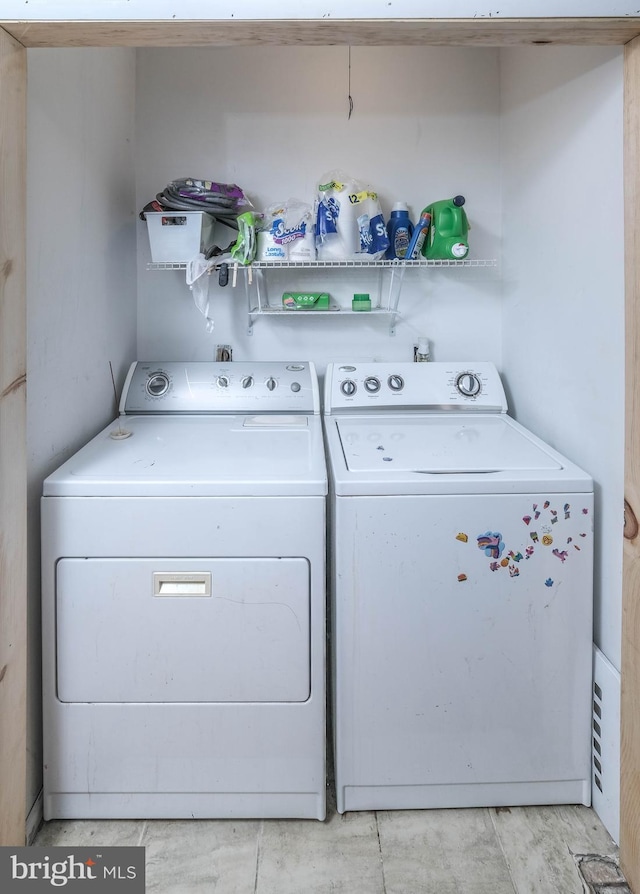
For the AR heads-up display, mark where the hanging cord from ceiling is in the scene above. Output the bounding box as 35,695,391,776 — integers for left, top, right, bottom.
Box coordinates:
347,46,354,120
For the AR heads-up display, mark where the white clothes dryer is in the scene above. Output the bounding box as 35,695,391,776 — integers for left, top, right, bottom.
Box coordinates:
42,361,326,820
323,361,594,814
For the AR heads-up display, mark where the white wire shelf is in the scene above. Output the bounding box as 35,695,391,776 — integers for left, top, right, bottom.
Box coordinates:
250,258,496,270
147,258,497,272
248,304,399,316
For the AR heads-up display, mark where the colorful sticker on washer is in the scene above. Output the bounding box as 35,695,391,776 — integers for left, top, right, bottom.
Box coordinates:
542,534,553,546
456,532,469,543
477,532,504,560
545,578,554,587
458,573,467,582
553,548,569,562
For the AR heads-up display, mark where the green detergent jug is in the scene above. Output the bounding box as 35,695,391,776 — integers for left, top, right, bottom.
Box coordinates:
422,195,469,260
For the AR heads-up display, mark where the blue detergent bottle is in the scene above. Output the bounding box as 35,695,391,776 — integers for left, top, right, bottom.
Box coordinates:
385,202,414,259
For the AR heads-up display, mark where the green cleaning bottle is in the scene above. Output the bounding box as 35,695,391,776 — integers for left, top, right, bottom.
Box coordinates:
422,195,469,260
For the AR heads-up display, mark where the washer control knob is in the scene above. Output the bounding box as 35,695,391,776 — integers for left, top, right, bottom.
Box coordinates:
241,375,254,389
456,372,482,397
266,377,277,391
364,376,381,393
291,382,301,393
388,374,405,392
341,379,357,397
216,375,230,389
146,372,170,397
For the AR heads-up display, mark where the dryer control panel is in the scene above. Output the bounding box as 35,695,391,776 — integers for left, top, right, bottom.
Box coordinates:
121,361,320,414
324,362,508,414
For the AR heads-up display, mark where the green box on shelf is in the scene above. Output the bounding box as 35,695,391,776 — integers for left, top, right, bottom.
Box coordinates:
282,291,330,310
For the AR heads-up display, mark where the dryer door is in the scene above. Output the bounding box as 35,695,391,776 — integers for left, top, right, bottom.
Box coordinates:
56,557,310,703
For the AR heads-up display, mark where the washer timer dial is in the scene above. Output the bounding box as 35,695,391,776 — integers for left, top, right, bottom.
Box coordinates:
456,372,482,397
146,372,170,397
340,379,357,397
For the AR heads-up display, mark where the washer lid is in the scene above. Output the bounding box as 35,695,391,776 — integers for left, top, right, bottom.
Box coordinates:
43,414,327,497
336,416,562,474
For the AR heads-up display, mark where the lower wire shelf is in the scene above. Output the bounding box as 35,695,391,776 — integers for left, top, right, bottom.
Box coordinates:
247,304,401,335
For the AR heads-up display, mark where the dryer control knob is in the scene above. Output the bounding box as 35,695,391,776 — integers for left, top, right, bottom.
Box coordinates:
341,379,357,396
146,372,170,397
364,376,381,393
456,372,482,397
241,375,254,389
388,375,405,392
217,375,230,388
266,377,277,391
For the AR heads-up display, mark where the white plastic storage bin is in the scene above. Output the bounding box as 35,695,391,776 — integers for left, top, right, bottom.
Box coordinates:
145,211,215,262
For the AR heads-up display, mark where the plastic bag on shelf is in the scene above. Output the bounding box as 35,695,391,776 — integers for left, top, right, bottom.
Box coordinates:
230,212,258,265
186,254,215,333
315,170,389,261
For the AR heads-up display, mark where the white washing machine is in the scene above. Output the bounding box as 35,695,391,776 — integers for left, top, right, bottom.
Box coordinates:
42,361,326,820
323,361,594,814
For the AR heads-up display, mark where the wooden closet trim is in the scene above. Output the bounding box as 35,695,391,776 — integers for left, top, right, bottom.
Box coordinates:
621,33,640,894
0,25,27,848
1,17,640,48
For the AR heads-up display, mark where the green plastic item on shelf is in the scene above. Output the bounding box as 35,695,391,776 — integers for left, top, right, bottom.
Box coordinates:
230,212,257,265
352,293,371,311
282,291,330,310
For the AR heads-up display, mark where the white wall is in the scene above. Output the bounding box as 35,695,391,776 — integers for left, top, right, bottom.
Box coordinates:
135,46,502,369
500,46,625,671
26,47,137,819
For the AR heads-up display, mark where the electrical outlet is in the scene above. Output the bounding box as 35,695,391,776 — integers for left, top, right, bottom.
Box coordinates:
216,345,233,362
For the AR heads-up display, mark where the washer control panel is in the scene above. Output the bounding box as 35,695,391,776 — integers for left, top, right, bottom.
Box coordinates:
121,361,320,414
325,362,508,414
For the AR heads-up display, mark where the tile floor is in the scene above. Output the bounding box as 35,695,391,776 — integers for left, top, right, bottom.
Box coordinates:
34,795,618,894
